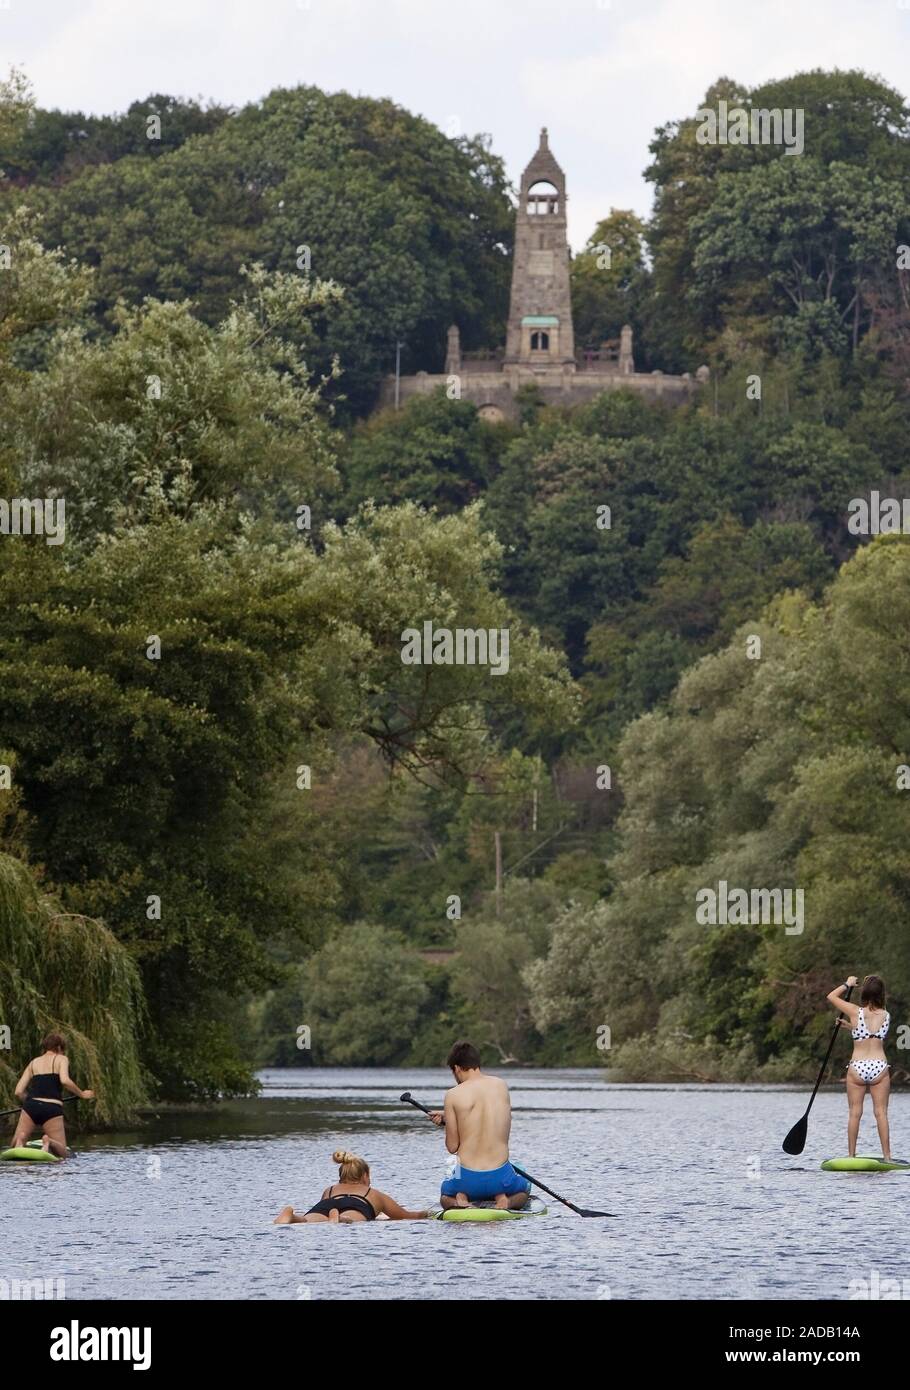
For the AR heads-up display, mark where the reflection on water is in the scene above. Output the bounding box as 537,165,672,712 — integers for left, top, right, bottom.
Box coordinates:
2,1069,907,1301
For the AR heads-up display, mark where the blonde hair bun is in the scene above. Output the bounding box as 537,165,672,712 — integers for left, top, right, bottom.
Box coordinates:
332,1149,369,1181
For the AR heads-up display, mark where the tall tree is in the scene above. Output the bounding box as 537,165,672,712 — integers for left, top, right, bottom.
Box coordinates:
7,86,514,415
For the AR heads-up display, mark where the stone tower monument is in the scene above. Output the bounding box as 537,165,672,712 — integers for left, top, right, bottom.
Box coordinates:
504,128,575,368
378,129,706,419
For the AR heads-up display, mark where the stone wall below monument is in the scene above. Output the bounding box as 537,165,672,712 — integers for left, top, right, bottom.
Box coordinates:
377,367,699,421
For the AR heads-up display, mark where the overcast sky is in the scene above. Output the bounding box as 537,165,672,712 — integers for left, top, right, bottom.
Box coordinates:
4,0,910,247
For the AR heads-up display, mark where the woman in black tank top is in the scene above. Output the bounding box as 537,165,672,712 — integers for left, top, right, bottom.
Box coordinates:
9,1032,95,1159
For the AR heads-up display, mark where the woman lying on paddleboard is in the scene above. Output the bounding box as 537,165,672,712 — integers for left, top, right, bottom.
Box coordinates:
274,1149,428,1224
9,1033,95,1159
826,975,892,1162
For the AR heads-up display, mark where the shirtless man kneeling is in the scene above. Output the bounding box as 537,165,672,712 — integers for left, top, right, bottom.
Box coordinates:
430,1040,530,1211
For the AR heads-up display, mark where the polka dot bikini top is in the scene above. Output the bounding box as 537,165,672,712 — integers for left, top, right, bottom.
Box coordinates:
852,1007,890,1041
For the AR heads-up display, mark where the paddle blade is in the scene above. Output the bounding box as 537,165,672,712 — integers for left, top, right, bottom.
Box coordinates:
782,1115,808,1155
399,1091,412,1102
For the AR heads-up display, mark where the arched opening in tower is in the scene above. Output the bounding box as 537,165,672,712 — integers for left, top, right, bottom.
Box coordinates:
526,180,559,215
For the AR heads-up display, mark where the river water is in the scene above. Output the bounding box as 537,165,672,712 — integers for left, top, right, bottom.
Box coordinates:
2,1069,907,1301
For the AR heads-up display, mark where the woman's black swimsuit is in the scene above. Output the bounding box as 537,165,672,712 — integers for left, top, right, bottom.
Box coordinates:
306,1185,376,1220
22,1058,64,1126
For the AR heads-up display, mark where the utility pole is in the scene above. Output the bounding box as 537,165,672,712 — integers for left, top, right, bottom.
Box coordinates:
394,340,404,410
494,831,502,918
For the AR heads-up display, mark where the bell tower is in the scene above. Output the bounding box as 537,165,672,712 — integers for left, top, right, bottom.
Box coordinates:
504,128,575,368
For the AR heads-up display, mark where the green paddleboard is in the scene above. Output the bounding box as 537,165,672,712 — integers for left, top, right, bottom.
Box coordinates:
0,1142,61,1163
821,1156,910,1172
434,1196,547,1222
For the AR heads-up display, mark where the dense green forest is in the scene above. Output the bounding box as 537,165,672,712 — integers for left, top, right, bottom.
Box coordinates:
2,66,910,1113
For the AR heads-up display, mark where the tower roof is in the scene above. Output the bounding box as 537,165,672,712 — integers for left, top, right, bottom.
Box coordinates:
519,127,565,192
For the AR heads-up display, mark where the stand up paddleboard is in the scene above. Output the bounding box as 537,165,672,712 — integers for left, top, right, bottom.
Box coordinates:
0,1140,61,1163
821,1156,910,1172
433,1196,548,1222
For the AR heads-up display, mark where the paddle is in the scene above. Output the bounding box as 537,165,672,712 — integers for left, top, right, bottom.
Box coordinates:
782,984,853,1155
509,1163,615,1219
399,1090,615,1218
0,1095,86,1120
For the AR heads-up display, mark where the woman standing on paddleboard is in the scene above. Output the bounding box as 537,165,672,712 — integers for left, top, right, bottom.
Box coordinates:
826,976,892,1161
9,1033,94,1159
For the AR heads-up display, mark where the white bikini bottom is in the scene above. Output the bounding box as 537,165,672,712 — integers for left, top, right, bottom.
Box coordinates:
850,1059,890,1084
